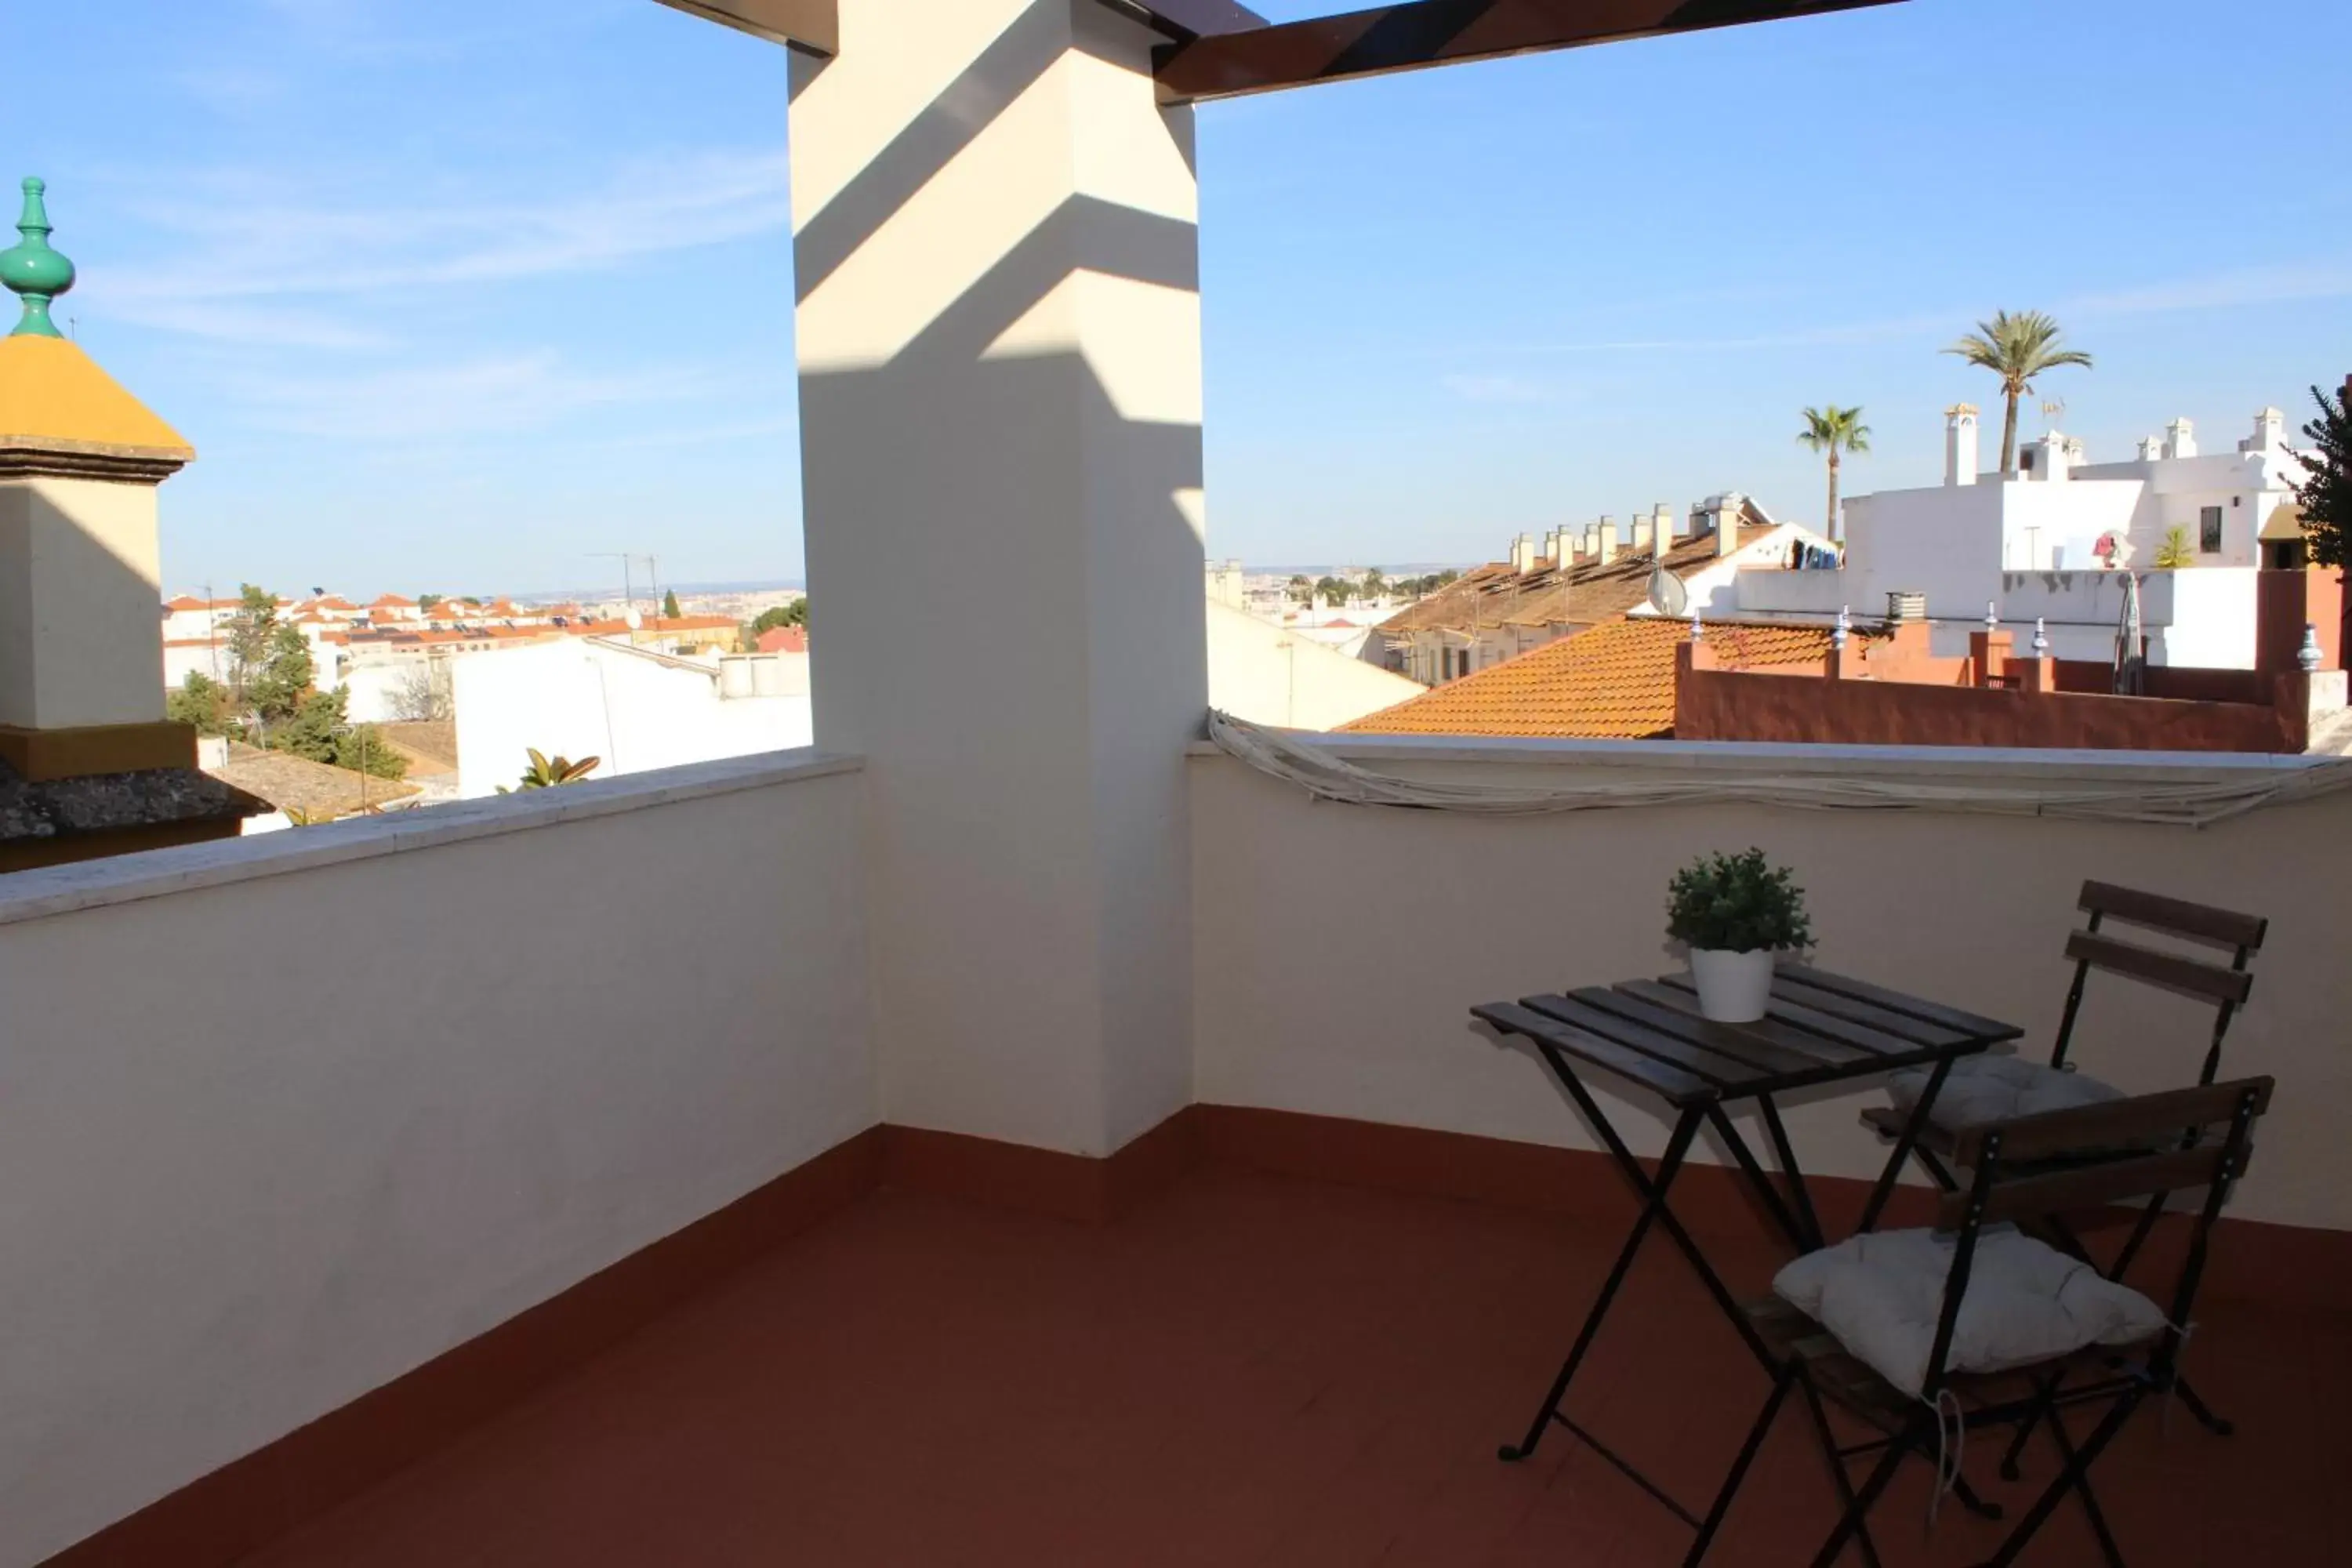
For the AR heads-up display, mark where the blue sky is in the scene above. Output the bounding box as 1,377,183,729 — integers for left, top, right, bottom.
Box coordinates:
9,0,2350,595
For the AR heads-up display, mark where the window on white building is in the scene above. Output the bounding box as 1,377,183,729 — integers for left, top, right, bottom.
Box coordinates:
2199,506,2223,554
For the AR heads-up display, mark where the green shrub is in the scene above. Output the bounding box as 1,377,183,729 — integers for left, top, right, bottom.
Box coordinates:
1666,848,1813,954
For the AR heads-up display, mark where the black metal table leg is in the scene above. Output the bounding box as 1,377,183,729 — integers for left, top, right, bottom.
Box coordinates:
1859,1054,1953,1234
1500,1105,1707,1463
1756,1094,1825,1251
1705,1103,1813,1253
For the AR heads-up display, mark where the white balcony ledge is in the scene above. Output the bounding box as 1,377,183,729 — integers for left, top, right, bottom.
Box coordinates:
0,747,863,930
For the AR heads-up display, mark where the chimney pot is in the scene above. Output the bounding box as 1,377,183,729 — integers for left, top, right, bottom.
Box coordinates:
1945,404,1980,488
1592,521,1617,566
1711,494,1744,558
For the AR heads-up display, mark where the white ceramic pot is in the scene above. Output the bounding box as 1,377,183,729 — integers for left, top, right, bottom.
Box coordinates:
1690,947,1776,1023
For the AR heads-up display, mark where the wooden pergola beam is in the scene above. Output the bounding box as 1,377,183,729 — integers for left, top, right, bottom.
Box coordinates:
652,0,837,55
1155,0,1904,103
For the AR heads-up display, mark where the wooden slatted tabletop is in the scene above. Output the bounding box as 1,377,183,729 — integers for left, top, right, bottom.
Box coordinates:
1472,966,2023,1108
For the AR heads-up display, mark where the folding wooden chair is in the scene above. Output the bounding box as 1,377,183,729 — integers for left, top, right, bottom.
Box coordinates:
1865,882,2266,1158
1690,1078,2273,1568
1860,881,2266,1443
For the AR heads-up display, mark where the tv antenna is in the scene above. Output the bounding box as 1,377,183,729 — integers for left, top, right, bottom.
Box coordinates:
2041,397,2067,430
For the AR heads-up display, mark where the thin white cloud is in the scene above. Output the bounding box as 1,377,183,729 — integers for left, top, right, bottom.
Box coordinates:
1475,260,2352,359
605,414,804,452
107,297,393,352
2062,263,2352,319
223,354,729,441
174,66,290,116
103,147,790,314
1441,372,1555,404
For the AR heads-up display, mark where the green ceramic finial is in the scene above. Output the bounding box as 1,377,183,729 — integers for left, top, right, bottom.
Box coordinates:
1,178,76,339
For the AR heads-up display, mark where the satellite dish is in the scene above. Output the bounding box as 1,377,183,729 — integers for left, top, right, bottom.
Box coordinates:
624,608,644,630
1646,561,1688,618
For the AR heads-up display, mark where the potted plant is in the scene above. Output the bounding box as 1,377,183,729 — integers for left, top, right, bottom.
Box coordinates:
1667,848,1813,1022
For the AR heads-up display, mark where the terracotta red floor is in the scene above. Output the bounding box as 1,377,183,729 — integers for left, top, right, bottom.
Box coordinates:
241,1167,2345,1566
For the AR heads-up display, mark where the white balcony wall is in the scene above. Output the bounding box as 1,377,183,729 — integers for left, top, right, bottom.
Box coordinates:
0,753,875,1568
1192,740,2352,1235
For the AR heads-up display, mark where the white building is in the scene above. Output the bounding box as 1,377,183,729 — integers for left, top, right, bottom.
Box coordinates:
1730,405,2310,667
1204,598,1421,730
452,637,811,798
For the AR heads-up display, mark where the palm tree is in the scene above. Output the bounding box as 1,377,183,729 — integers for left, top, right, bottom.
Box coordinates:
1796,405,1871,543
1944,310,2093,477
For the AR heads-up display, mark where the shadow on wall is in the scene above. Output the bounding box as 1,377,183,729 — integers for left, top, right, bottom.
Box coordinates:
786,1,1207,1149
789,1,1206,757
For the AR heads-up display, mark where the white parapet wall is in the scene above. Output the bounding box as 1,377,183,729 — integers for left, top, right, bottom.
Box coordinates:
0,752,876,1568
1190,737,2352,1236
452,638,815,798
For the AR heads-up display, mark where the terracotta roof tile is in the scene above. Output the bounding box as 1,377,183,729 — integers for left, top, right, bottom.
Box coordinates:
1374,519,1806,639
755,626,808,654
1340,618,1852,740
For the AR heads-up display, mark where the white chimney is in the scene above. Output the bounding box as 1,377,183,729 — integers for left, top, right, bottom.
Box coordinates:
2027,432,2071,483
2138,435,2165,463
1654,503,1677,546
1631,516,1654,554
1592,520,1617,566
1710,494,1745,558
2165,419,2197,459
2250,408,2285,452
1944,404,1980,487
1510,532,1536,574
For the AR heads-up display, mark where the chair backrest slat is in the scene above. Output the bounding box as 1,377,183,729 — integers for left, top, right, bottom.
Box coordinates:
2079,881,2267,952
1940,1145,2246,1231
2064,931,2252,1007
1918,1077,2270,1400
1949,1078,2276,1167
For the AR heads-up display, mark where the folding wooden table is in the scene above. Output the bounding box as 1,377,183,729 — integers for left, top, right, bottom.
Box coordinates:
1472,965,2024,1526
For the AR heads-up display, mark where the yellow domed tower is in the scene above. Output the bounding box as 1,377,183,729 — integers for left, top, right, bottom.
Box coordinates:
0,178,263,868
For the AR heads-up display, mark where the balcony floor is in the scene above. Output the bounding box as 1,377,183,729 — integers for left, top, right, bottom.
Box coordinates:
242,1165,2343,1566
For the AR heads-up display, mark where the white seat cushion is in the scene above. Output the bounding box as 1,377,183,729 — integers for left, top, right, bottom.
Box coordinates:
1774,1227,2167,1397
1886,1054,2123,1133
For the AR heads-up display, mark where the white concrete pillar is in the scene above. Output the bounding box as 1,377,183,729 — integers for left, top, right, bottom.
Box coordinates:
789,0,1204,1156
2165,419,2197,459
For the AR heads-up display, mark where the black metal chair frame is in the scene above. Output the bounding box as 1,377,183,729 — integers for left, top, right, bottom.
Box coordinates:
1882,881,2266,1457
1692,1077,2272,1568
1475,969,2024,1531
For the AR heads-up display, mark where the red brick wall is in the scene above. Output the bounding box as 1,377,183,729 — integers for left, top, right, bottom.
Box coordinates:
2048,662,2271,705
2256,568,2345,674
1675,665,2299,752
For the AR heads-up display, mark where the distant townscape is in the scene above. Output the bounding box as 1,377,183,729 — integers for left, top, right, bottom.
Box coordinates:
160,584,813,819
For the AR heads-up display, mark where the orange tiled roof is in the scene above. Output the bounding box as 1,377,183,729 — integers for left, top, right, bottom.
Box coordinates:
1374,519,1793,637
370,594,419,608
1340,618,1851,740
755,626,808,655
